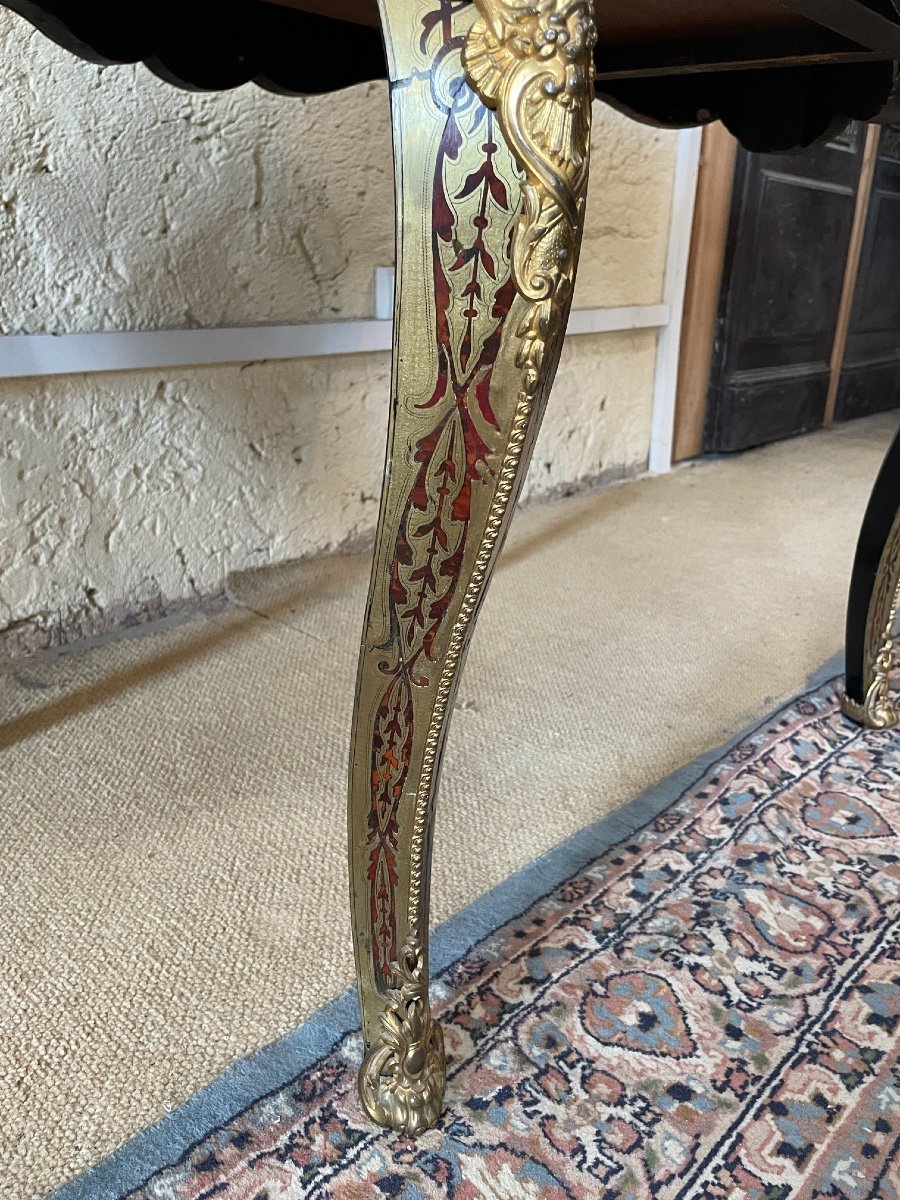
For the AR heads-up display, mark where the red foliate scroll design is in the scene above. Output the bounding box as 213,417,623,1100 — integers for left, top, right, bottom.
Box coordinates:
367,13,517,978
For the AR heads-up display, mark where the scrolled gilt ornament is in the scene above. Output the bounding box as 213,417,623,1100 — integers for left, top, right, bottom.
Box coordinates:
464,0,597,392
359,938,446,1136
842,581,900,729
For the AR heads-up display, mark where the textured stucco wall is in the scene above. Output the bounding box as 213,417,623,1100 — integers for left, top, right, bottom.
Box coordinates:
0,13,677,652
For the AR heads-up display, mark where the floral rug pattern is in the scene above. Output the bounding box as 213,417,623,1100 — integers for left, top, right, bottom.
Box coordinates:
130,681,900,1199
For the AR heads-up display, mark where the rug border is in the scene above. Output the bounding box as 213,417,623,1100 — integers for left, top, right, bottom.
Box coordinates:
46,653,845,1200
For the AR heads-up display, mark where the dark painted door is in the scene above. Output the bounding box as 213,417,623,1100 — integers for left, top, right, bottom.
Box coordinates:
704,124,866,453
835,126,900,422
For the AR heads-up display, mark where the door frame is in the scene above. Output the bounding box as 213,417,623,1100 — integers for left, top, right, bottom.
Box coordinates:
672,123,738,462
672,119,883,461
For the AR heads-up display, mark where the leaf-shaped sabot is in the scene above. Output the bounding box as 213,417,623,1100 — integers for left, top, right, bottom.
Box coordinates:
358,938,446,1135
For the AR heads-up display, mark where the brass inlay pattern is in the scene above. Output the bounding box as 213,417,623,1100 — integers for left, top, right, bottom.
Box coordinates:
357,0,595,1135
408,0,598,928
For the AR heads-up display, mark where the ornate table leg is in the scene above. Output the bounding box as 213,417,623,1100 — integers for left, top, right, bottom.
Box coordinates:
842,424,900,728
348,0,596,1135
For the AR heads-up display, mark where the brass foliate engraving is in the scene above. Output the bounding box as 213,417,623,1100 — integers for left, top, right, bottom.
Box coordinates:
403,0,597,930
405,0,599,945
359,938,446,1136
354,0,595,1137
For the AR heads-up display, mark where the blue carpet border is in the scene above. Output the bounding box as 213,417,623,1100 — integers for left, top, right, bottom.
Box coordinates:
47,653,844,1200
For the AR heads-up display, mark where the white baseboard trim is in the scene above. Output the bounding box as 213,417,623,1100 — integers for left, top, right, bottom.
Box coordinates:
0,302,670,381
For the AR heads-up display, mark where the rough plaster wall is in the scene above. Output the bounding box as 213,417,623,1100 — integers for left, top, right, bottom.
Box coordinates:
0,13,677,651
526,330,659,501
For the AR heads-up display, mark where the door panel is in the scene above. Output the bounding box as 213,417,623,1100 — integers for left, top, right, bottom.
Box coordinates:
704,125,865,451
835,126,900,421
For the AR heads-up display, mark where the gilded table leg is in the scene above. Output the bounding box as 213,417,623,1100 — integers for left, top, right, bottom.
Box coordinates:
842,424,900,729
349,0,596,1135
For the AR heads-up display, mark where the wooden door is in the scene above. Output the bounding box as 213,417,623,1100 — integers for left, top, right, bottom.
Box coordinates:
834,126,900,422
704,125,867,452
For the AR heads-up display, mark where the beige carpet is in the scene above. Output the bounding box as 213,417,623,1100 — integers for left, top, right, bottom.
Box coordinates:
2,412,897,1199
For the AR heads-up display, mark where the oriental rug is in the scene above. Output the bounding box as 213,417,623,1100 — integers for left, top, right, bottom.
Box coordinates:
64,677,900,1199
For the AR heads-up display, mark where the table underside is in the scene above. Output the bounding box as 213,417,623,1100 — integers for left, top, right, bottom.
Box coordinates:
3,0,900,150
5,0,900,151
6,0,900,83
